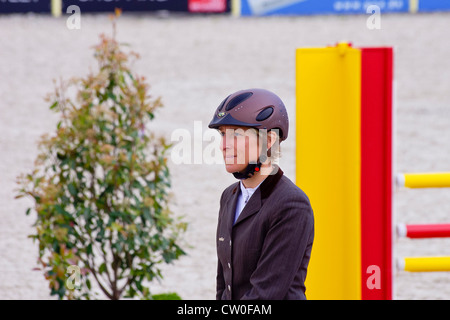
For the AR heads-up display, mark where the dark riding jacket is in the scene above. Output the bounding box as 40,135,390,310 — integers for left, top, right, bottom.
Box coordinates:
216,167,314,300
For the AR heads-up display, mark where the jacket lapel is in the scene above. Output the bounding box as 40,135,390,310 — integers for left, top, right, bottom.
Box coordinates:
233,188,262,226
226,183,240,233
233,166,284,227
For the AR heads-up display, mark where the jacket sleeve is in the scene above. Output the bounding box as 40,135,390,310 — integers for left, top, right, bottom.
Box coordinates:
240,195,314,300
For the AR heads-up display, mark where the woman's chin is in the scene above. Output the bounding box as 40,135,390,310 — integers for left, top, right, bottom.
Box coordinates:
225,163,246,174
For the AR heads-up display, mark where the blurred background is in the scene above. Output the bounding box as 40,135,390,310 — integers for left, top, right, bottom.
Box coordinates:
1,0,450,299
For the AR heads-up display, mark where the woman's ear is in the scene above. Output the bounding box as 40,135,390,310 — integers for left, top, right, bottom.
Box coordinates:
267,130,278,150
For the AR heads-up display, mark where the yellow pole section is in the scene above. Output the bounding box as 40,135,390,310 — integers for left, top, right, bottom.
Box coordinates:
409,0,419,13
296,43,362,300
403,257,450,272
231,0,241,17
51,0,62,17
400,172,450,188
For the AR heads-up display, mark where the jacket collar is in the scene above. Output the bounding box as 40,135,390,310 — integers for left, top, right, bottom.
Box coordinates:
231,165,283,198
229,166,284,227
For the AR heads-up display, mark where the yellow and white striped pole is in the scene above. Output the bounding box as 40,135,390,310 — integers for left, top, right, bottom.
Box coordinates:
409,0,419,13
231,0,241,17
396,172,450,188
51,0,62,17
398,256,450,272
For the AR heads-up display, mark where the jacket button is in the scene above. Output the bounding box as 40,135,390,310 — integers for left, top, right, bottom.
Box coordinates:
227,285,231,291
228,262,231,269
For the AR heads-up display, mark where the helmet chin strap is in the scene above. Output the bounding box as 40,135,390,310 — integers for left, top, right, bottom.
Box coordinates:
232,162,262,180
232,154,267,180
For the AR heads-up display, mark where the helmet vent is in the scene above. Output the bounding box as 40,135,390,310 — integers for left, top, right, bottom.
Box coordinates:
217,95,230,111
256,106,274,121
225,92,253,111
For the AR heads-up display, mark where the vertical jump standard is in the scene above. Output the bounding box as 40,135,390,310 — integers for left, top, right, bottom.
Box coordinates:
296,42,450,300
295,43,393,300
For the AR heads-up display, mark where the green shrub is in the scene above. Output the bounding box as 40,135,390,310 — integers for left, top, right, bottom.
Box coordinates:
16,27,187,300
152,292,182,300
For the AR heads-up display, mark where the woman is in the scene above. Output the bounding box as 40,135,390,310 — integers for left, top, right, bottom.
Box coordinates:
208,88,314,300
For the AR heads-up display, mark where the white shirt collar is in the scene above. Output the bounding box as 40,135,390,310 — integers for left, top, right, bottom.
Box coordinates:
239,180,263,203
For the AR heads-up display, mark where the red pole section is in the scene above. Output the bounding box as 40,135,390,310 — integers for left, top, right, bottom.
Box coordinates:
397,223,450,238
360,47,393,300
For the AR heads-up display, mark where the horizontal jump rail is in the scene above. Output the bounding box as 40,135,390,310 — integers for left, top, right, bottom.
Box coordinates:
397,223,450,239
397,256,450,272
396,172,450,188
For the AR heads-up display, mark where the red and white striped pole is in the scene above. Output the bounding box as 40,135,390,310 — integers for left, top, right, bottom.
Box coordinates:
397,223,450,239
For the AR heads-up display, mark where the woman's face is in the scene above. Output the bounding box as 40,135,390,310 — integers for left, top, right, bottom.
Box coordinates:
219,125,260,174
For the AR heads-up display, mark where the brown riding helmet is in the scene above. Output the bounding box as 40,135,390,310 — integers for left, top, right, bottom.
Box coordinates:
208,88,289,142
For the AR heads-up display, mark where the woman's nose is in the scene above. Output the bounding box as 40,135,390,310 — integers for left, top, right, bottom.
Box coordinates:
221,136,229,151
221,135,234,151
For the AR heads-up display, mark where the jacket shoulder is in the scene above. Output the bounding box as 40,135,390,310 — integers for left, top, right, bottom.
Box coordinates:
275,175,312,206
268,175,314,230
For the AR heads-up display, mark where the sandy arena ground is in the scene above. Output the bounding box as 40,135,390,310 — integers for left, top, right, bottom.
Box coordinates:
1,11,450,300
